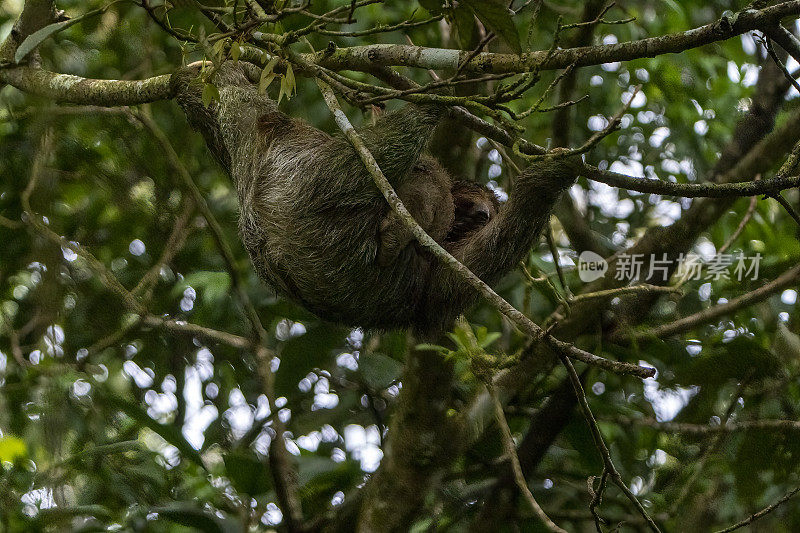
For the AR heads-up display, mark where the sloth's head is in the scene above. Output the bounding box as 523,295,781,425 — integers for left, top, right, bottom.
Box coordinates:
446,181,500,243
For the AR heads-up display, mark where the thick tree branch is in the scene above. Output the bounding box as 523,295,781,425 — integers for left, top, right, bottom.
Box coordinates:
310,2,800,74
587,167,800,197
765,23,800,63
356,344,457,532
141,316,252,349
0,67,174,105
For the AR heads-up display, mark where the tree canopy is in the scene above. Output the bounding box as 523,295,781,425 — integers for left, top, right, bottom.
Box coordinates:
1,0,800,531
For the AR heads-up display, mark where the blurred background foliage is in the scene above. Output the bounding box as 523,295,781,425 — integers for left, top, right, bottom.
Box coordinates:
0,0,799,531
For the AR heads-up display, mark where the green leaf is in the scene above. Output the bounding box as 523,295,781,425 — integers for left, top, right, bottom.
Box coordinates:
210,38,227,62
277,64,295,103
419,0,445,14
448,328,472,350
177,271,232,303
262,56,280,76
15,7,105,63
451,5,477,50
202,83,221,108
0,436,27,464
153,503,239,533
230,41,241,62
461,0,521,54
278,76,288,104
415,343,450,355
259,73,277,95
259,56,280,94
285,63,296,97
478,332,502,349
223,450,273,496
360,352,403,389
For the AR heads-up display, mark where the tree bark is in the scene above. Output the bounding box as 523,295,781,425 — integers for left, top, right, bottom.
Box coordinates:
357,344,458,532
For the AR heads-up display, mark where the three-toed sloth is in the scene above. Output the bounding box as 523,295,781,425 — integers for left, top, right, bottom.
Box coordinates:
172,64,580,334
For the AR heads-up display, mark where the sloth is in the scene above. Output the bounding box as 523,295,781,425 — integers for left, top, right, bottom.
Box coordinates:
171,63,580,334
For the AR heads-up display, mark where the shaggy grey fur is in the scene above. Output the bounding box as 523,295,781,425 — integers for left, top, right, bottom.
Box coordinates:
171,63,580,333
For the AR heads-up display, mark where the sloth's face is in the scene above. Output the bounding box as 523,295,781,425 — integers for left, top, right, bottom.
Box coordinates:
446,182,499,243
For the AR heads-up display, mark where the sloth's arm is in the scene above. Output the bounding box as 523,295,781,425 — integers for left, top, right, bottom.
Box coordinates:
356,105,445,186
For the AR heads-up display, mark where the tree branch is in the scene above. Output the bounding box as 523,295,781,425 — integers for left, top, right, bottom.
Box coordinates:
618,416,800,434
558,352,661,532
765,23,800,64
617,262,800,341
0,67,173,105
714,487,800,533
487,383,566,533
585,167,800,198
310,2,800,74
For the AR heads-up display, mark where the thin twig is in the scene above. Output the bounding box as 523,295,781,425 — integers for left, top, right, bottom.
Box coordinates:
131,200,195,298
488,382,567,533
718,191,758,254
558,353,661,532
545,225,571,299
570,284,681,303
770,192,800,227
713,486,800,533
617,416,800,434
588,469,609,532
761,32,800,96
560,2,634,31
